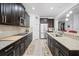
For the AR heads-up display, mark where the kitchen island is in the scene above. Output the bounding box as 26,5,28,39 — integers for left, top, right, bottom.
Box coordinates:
47,32,79,56
0,32,32,56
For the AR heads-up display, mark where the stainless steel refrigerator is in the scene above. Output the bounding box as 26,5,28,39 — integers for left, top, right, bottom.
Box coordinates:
40,24,48,38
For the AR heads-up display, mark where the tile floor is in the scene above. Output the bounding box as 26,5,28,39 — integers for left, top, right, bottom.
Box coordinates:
23,39,52,56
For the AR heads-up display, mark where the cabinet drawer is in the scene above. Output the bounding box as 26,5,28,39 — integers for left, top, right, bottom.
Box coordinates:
55,41,69,56
0,44,15,56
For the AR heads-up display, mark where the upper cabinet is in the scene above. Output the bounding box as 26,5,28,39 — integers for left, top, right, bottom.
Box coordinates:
48,19,54,27
24,12,30,27
1,3,25,16
5,4,12,16
0,3,27,26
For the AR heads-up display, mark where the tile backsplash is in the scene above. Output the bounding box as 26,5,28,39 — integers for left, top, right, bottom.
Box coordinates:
0,25,27,39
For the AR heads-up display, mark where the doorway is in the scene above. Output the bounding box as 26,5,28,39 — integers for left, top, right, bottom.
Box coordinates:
58,22,65,31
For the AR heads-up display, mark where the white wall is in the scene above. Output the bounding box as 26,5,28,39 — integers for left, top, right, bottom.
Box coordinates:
65,13,79,32
29,14,40,40
54,19,58,31
65,14,74,30
73,13,79,31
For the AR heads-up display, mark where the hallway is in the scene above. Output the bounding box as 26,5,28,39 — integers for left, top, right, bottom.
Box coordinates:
23,39,52,56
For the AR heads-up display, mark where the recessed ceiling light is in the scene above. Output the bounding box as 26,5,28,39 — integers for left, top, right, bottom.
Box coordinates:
69,11,73,14
65,18,69,21
50,7,53,10
66,14,70,17
32,7,35,10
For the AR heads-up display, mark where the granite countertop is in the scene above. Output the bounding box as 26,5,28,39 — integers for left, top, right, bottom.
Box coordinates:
0,32,31,50
47,32,79,51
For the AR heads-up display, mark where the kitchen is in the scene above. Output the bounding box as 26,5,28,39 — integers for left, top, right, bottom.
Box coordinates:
0,3,79,56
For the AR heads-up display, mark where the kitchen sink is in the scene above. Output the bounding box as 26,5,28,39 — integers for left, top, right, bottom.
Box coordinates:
52,33,63,37
55,34,62,37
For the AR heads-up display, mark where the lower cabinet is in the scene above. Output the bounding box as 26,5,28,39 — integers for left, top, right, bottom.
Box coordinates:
14,40,21,56
47,35,56,55
0,33,32,56
25,33,32,49
19,37,25,56
47,34,79,56
54,41,69,56
0,44,15,56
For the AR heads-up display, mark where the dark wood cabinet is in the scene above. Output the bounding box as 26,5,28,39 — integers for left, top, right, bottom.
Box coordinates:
24,12,30,27
25,33,32,49
54,41,69,56
0,16,2,24
47,34,69,56
47,33,79,56
47,34,56,55
14,40,21,56
0,43,15,56
48,19,54,27
0,33,32,56
40,18,48,23
19,37,25,56
0,3,26,26
5,4,11,16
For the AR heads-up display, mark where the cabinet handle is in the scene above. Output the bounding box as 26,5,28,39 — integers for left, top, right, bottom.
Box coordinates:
2,16,4,23
5,46,13,52
56,43,58,45
5,16,6,23
56,42,59,46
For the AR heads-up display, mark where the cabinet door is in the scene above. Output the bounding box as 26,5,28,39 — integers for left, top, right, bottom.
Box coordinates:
25,12,30,27
18,4,23,16
1,3,5,24
0,3,25,26
0,16,2,24
6,16,12,25
1,3,4,15
24,36,28,49
11,3,15,17
48,19,54,27
19,38,25,56
5,3,11,16
0,44,15,56
48,35,50,47
5,3,13,24
14,4,19,16
25,33,32,49
11,3,15,25
14,16,20,26
15,40,21,56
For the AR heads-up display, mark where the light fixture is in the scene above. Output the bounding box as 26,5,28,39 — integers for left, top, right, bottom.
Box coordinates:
66,14,70,17
50,7,53,10
32,7,35,10
65,18,69,21
69,11,73,14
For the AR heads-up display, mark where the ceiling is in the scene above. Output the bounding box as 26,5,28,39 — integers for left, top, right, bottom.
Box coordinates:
57,3,79,22
23,3,77,18
72,4,79,13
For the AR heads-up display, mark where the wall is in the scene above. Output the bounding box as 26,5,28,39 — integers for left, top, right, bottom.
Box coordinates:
73,13,79,31
65,14,74,30
65,13,79,32
29,14,40,40
54,19,58,31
